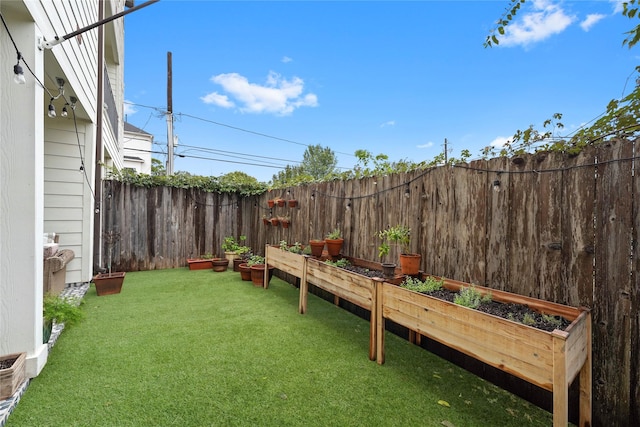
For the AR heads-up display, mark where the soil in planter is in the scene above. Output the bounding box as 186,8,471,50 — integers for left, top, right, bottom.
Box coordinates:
332,263,569,332
423,288,571,332
0,356,18,369
340,264,386,279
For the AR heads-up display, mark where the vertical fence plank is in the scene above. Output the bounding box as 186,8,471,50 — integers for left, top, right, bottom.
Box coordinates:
593,139,634,426
485,156,510,291
632,140,640,426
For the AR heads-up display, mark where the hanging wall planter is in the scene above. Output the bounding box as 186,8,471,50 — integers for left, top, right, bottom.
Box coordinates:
288,199,298,208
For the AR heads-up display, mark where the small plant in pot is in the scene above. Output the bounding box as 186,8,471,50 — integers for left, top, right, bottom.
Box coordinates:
187,251,215,270
378,225,421,276
247,255,274,287
325,228,344,257
43,294,85,343
309,238,325,258
222,235,248,268
93,230,126,295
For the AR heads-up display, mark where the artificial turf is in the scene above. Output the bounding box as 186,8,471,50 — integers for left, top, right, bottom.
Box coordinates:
7,269,555,426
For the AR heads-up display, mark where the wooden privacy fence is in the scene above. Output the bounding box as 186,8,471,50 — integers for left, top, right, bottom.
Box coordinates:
102,138,638,425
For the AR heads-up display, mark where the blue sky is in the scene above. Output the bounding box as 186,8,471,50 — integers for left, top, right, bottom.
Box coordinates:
123,0,635,182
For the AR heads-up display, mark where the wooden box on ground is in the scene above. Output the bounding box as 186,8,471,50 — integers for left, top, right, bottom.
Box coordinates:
93,272,126,296
0,352,26,400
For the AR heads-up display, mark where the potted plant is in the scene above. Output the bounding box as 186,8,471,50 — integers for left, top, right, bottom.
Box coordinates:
232,246,251,272
43,294,85,343
325,228,344,257
0,352,25,400
275,197,286,207
279,215,290,228
187,252,215,270
267,199,275,208
270,217,280,226
378,225,421,275
211,257,230,272
93,230,126,295
247,255,274,287
222,235,248,267
262,214,270,226
288,198,298,208
309,239,325,258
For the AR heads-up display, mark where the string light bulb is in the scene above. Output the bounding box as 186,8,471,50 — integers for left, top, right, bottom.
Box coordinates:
13,52,25,84
47,99,56,118
61,104,69,117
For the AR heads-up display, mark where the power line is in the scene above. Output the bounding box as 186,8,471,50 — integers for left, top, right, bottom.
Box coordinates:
124,101,356,157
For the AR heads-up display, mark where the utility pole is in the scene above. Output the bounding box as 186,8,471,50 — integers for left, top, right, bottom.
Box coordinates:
166,51,174,175
443,138,448,163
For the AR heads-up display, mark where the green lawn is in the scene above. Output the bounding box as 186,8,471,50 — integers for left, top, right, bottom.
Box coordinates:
8,269,555,426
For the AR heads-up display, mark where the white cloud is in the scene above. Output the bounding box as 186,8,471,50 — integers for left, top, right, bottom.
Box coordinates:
489,136,512,148
498,0,575,47
417,141,434,149
200,92,235,108
202,71,318,116
380,120,395,128
581,14,605,31
611,0,624,14
282,56,293,63
124,100,137,116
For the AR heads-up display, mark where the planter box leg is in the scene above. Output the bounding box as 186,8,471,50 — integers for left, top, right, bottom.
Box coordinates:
552,331,569,427
299,263,308,314
375,280,385,365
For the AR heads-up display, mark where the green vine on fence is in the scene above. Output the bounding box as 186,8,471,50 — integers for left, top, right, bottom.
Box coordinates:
106,167,267,196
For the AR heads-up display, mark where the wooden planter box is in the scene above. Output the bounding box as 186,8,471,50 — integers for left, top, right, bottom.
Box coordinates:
93,272,126,296
0,352,26,400
375,278,592,427
187,259,213,270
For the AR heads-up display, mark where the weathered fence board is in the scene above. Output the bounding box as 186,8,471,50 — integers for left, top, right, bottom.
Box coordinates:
102,138,638,425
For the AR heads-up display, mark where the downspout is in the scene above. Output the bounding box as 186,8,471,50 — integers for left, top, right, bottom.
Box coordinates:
93,0,104,272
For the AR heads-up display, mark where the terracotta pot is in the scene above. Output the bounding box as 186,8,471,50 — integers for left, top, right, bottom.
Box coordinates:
271,218,280,226
238,263,252,281
281,220,290,228
93,272,126,296
267,200,275,208
263,218,270,225
325,238,344,257
187,259,214,270
309,240,325,257
249,264,275,287
233,257,244,272
276,199,285,207
399,253,421,275
288,199,298,208
211,258,229,272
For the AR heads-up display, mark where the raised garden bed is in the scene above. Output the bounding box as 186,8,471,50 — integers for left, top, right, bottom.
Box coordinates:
376,277,591,427
263,246,592,425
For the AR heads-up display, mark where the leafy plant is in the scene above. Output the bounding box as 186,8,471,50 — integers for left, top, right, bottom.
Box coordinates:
222,235,247,253
202,252,214,260
324,258,350,268
247,255,265,267
522,312,537,326
326,228,342,240
378,225,411,258
43,294,84,326
454,286,492,309
401,276,444,293
541,313,563,328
